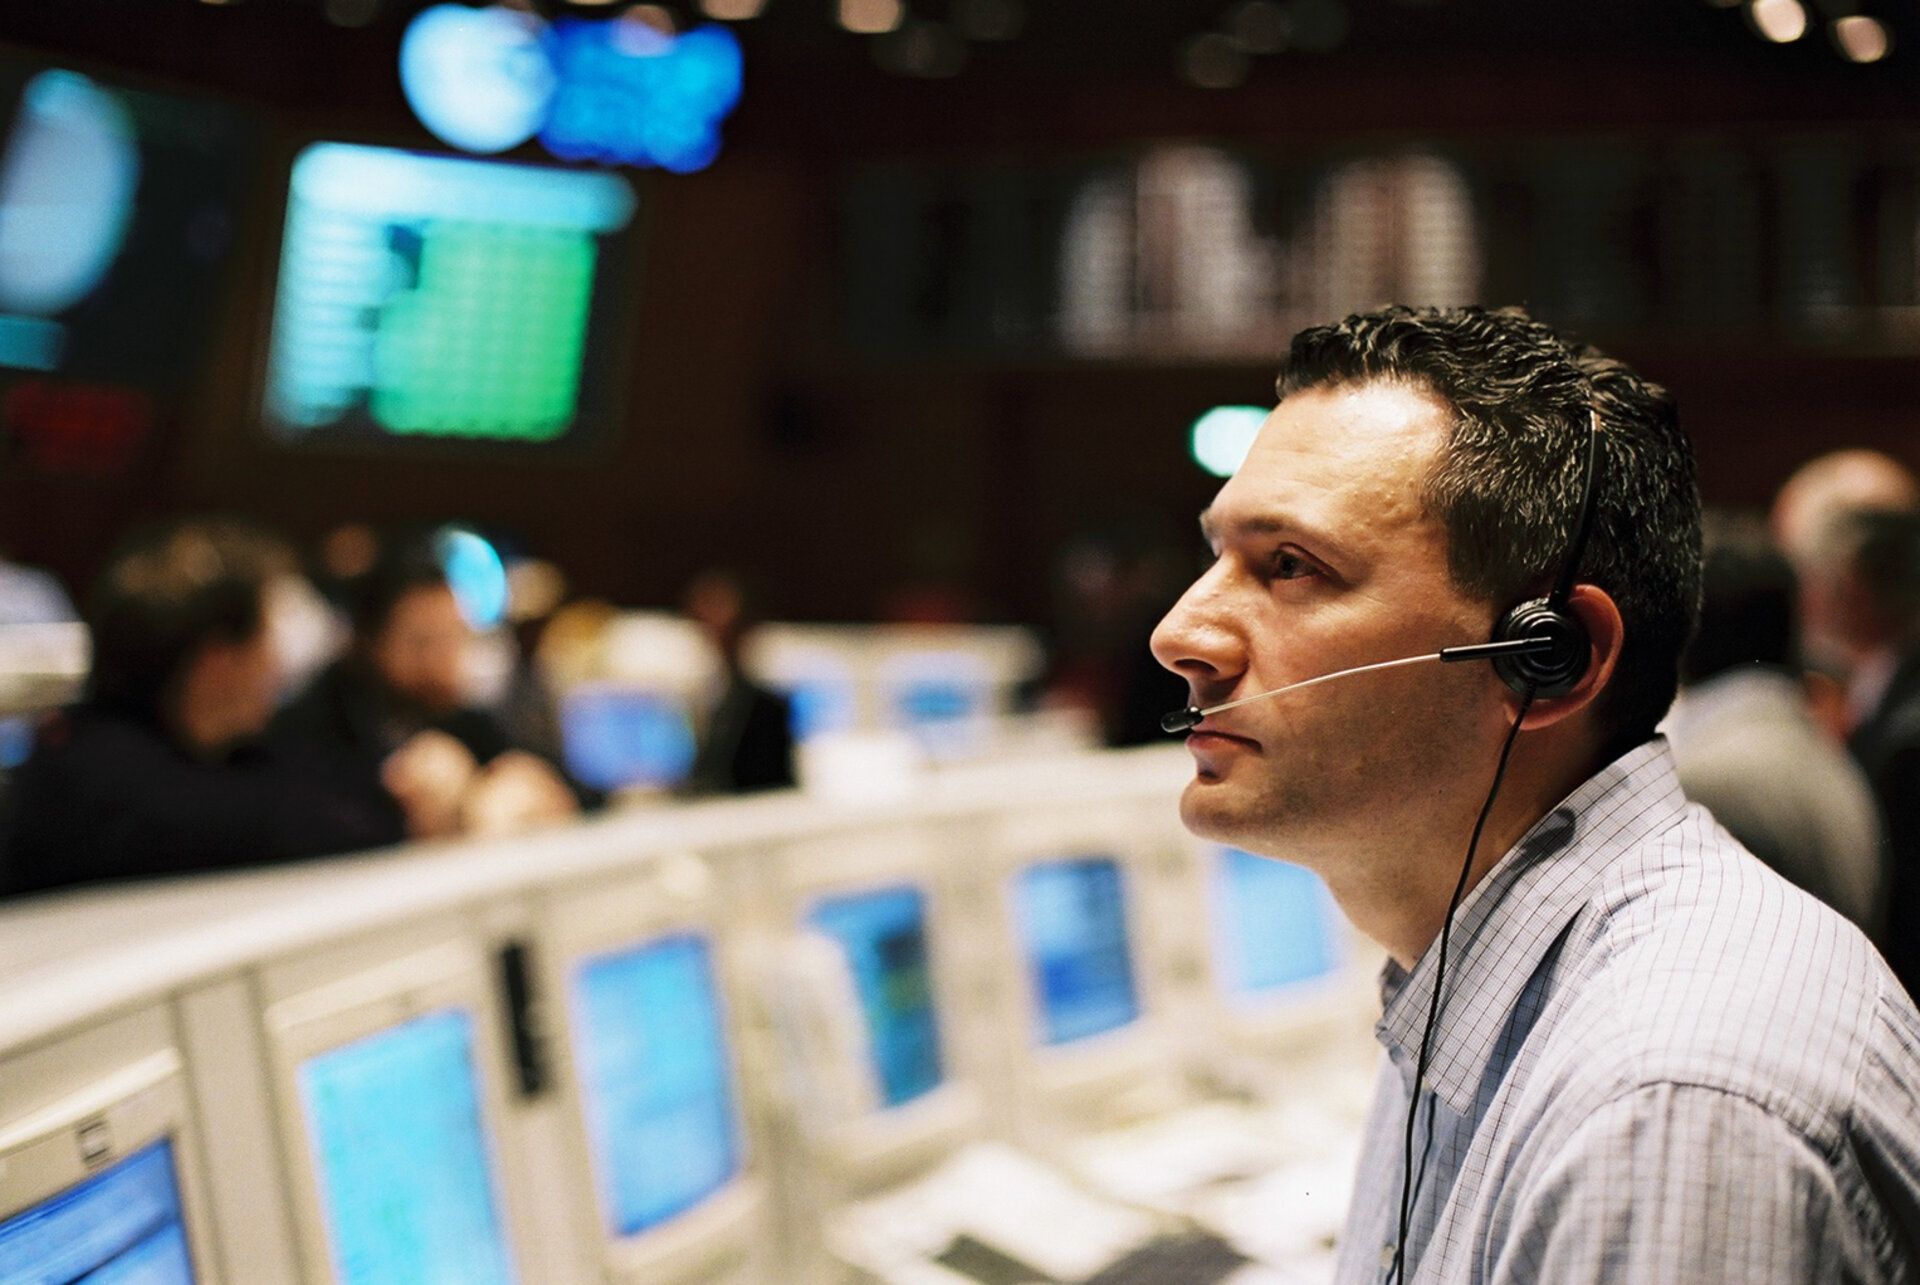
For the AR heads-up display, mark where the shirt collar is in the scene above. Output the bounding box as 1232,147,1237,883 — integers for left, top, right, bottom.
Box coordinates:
1375,738,1688,1115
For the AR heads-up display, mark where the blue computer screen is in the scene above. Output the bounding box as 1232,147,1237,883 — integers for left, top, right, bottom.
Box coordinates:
0,1138,194,1285
560,686,698,791
569,934,740,1236
879,651,990,759
781,665,857,743
297,1009,516,1285
1014,857,1139,1045
1213,847,1342,998
808,885,944,1107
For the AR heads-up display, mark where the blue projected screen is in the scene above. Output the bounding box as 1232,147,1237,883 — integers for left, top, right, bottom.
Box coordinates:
1213,848,1342,999
263,142,635,450
560,686,697,791
569,935,740,1236
297,1009,516,1285
808,886,944,1107
1014,857,1139,1046
0,1139,194,1285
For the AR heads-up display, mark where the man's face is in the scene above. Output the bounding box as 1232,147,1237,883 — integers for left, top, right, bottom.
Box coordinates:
372,583,470,715
1150,380,1506,868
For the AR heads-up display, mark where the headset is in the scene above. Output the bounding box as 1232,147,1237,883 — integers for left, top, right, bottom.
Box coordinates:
1160,389,1605,1284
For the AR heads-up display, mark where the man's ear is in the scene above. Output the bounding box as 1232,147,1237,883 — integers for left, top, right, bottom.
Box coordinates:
1515,584,1624,731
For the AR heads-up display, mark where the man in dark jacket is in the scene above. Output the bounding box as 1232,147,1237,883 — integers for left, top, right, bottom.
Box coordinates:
3,519,407,897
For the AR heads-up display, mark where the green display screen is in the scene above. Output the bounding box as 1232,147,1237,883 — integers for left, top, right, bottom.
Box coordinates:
264,143,634,448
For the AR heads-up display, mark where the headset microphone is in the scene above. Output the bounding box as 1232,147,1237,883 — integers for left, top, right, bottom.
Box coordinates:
1158,635,1560,735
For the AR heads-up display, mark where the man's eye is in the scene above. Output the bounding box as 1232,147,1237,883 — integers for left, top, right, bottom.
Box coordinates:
1273,550,1319,580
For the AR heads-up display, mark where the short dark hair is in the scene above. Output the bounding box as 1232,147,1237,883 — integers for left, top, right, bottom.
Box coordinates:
86,518,290,718
1682,511,1798,684
346,531,450,640
1276,305,1703,752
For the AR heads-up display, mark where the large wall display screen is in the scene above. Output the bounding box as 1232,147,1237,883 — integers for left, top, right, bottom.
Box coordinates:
0,59,253,475
263,142,635,450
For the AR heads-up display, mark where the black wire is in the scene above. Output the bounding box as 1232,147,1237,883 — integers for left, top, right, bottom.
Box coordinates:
1387,685,1536,1284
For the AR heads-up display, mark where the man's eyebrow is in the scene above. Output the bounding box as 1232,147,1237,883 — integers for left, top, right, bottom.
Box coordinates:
1198,508,1350,558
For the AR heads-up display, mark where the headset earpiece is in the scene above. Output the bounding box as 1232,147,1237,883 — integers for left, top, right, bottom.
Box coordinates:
1490,597,1589,698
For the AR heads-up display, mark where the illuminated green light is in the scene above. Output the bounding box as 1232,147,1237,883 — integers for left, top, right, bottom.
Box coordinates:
1191,404,1268,477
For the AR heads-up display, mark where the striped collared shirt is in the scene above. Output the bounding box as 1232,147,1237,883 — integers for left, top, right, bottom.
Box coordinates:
1335,739,1920,1284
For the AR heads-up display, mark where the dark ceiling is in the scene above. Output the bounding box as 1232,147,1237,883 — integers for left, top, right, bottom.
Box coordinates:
6,0,1920,121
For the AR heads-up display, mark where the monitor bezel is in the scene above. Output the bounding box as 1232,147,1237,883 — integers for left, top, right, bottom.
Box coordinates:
1194,837,1380,1058
754,823,988,1181
535,855,768,1285
260,932,532,1285
0,1030,219,1284
979,798,1189,1145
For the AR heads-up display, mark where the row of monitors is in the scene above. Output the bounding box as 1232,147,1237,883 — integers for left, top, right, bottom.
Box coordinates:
561,656,1015,790
0,845,1344,1283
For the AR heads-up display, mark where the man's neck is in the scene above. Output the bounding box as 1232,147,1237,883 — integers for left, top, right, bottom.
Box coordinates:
1327,736,1605,970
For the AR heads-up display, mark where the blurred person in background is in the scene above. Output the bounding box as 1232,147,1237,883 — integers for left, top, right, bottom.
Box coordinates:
271,530,580,837
1042,524,1190,747
681,568,795,795
1828,507,1920,999
2,518,408,897
1769,449,1920,740
1664,512,1884,936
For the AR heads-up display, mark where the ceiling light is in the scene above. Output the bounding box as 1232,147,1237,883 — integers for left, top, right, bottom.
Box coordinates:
1748,0,1808,43
1832,15,1891,62
840,0,902,35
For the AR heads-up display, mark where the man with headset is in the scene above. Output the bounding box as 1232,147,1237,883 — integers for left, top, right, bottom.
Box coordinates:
1152,306,1920,1282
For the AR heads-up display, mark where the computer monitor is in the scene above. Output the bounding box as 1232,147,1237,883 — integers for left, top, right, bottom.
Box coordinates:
262,936,530,1284
0,1029,214,1285
806,885,944,1108
1210,847,1343,1002
567,933,741,1236
877,649,994,761
261,141,635,452
0,1138,193,1283
1013,856,1140,1046
536,859,770,1284
296,1008,517,1284
559,683,699,792
974,789,1196,1150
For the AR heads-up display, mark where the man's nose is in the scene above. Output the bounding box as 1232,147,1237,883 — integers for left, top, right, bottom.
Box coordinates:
1149,568,1245,686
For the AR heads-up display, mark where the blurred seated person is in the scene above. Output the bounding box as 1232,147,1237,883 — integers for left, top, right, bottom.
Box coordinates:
2,519,410,897
1769,449,1920,741
1663,512,1885,936
682,569,795,794
272,531,579,836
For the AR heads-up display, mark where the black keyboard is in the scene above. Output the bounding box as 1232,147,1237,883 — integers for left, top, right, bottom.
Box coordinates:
1079,1231,1251,1285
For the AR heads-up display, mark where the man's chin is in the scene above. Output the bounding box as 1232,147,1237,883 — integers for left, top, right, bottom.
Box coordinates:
1177,776,1260,845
